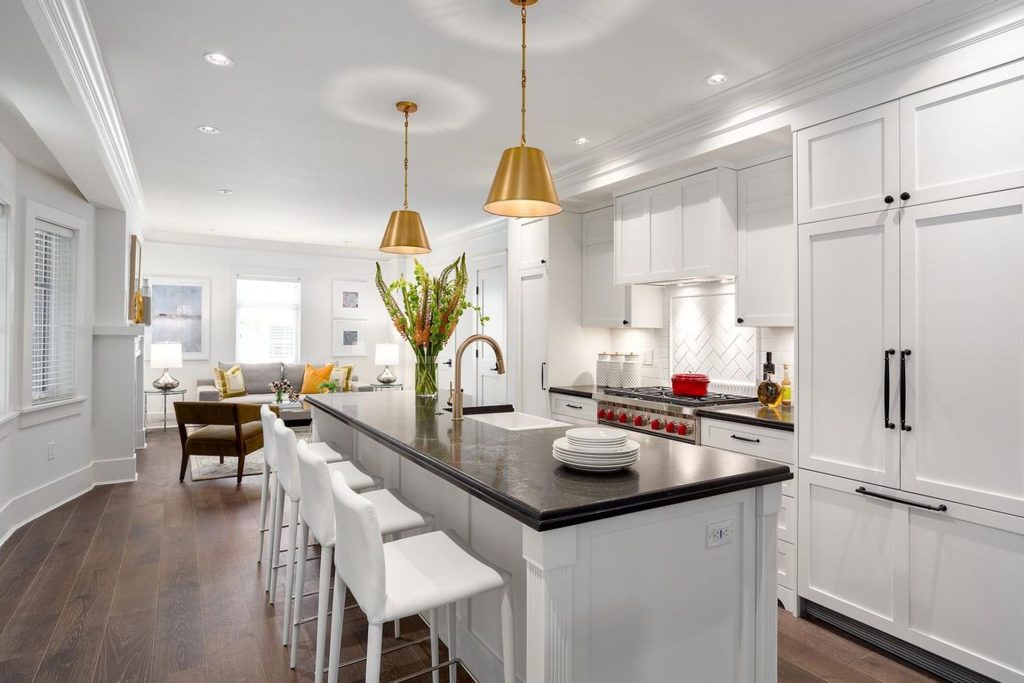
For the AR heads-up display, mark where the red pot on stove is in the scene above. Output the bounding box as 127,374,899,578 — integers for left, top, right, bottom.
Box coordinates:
671,373,710,397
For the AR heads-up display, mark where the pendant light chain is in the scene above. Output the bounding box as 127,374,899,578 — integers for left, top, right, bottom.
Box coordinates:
520,1,527,147
403,109,410,209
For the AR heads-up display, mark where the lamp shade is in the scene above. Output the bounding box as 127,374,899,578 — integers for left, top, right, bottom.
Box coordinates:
151,342,182,369
484,146,562,218
380,210,431,254
375,343,400,366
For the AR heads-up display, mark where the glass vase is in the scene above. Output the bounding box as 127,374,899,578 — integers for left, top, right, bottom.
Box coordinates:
415,356,438,398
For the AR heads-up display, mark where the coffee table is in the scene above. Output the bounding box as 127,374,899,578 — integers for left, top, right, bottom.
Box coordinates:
276,401,312,427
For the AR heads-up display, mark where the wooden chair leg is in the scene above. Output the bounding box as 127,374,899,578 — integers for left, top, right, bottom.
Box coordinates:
179,450,190,482
236,453,246,484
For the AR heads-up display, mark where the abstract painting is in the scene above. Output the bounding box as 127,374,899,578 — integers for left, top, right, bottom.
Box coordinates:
147,276,211,360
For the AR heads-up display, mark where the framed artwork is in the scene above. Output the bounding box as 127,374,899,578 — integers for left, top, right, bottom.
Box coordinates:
128,234,142,320
146,276,211,360
332,279,368,318
332,318,367,357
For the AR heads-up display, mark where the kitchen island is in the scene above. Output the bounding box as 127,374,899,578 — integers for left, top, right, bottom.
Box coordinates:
308,390,791,683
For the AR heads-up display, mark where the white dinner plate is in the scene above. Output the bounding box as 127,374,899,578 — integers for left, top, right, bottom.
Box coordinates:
553,451,638,472
554,437,638,456
565,427,629,443
554,446,639,462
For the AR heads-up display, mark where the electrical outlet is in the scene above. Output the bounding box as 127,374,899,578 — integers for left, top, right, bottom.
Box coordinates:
641,349,654,366
706,519,734,548
47,442,55,461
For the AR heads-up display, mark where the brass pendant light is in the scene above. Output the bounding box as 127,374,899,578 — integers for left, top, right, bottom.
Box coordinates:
380,101,432,254
484,0,561,218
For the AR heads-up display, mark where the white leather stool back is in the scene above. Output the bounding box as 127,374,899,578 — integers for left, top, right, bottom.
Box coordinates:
330,469,387,622
274,420,302,502
260,405,278,468
296,439,336,548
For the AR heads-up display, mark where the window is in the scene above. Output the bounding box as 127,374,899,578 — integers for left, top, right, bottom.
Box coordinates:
0,200,8,413
31,220,77,404
235,275,301,363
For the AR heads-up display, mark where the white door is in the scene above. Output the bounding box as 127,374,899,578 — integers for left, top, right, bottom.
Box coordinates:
515,217,548,269
797,101,900,223
476,256,508,406
614,190,652,284
517,266,548,417
798,470,903,635
737,157,795,326
798,210,900,486
648,179,684,281
900,61,1024,207
900,189,1024,517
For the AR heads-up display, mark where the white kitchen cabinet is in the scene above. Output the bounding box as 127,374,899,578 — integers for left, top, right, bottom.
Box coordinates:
613,168,737,285
582,207,663,328
899,61,1024,208
796,101,900,224
736,157,795,327
514,216,549,269
550,393,597,422
900,188,1024,517
517,264,549,416
798,211,900,487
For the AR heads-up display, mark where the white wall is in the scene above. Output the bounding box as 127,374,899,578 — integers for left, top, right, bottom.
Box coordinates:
141,239,402,399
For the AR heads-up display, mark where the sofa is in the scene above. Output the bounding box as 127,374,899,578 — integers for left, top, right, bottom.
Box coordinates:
197,361,371,403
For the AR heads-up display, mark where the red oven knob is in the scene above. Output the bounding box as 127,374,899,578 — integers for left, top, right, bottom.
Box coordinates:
678,423,689,436
633,414,648,427
597,408,607,420
618,412,629,424
650,418,663,430
665,421,678,433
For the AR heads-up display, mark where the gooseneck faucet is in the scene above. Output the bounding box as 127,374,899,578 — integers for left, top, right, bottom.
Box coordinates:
452,334,506,421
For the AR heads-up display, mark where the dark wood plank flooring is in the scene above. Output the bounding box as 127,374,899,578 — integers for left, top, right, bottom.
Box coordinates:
0,429,941,682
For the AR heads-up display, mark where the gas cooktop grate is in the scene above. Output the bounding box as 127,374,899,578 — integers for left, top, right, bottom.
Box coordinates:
603,387,757,407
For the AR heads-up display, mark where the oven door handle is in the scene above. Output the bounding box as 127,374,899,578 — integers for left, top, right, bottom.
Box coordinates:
730,434,761,444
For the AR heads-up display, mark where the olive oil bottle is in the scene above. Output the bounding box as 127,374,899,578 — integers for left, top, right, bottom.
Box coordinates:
757,352,783,408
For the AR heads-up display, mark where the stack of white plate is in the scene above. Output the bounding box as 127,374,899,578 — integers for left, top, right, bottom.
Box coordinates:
553,427,639,472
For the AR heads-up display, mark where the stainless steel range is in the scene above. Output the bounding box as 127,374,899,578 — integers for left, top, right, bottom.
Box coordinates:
597,386,758,444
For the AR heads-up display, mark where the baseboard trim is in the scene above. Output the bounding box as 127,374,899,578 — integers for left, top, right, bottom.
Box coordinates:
92,453,138,484
0,463,95,550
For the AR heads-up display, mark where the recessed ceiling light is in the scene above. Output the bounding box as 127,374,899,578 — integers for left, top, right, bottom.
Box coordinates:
217,189,233,195
196,125,221,134
574,136,590,145
203,52,234,67
705,73,728,86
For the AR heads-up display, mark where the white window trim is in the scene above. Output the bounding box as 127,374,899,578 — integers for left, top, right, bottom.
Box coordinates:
21,200,86,423
230,265,304,362
0,176,14,426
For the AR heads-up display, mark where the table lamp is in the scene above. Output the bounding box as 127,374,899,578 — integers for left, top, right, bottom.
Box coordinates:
151,342,183,391
375,343,399,385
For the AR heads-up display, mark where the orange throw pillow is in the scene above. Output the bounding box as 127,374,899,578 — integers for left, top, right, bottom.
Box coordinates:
300,363,335,394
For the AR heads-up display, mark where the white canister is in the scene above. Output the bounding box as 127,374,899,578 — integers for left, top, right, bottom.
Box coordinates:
622,353,641,389
607,353,624,388
596,352,610,387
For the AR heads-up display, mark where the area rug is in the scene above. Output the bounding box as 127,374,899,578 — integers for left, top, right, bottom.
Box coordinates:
189,427,310,481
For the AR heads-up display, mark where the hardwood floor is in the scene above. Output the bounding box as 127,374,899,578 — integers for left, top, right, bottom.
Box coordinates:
0,429,941,682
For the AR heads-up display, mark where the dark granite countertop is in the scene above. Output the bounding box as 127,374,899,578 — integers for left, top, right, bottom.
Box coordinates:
548,385,597,399
696,404,795,432
307,391,791,531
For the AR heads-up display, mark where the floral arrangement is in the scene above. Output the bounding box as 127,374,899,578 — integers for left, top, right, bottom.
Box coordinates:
317,379,341,393
376,253,486,396
269,379,299,404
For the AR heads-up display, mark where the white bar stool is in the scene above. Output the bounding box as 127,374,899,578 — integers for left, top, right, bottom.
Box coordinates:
327,470,515,683
274,419,380,648
295,440,433,681
260,405,347,600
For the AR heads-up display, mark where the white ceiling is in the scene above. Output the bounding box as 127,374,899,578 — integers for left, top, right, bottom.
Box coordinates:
81,0,942,247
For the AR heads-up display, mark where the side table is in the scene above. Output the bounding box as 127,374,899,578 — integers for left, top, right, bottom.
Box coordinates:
145,388,186,431
370,383,405,391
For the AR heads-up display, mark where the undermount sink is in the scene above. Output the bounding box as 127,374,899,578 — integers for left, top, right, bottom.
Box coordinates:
466,411,569,431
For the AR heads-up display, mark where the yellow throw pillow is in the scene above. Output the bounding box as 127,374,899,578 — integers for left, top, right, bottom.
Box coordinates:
301,363,335,394
213,364,247,398
330,364,355,392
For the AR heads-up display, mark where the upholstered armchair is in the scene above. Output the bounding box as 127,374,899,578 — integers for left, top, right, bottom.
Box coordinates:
173,402,277,484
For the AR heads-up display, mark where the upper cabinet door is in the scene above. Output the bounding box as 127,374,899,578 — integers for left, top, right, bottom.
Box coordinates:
797,102,900,224
614,190,652,284
798,210,900,487
648,180,685,281
679,169,738,280
900,61,1024,208
737,157,795,327
514,217,549,269
582,208,626,326
900,189,1024,517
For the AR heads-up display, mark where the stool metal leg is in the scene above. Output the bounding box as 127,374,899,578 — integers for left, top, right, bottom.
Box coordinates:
267,480,285,601
312,546,333,683
290,518,309,666
448,602,458,683
281,498,300,645
326,572,346,683
366,622,384,683
429,608,440,683
256,464,271,563
500,585,514,683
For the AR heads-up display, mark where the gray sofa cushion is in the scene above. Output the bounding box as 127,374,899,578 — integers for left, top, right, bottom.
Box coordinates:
281,363,306,390
218,362,283,394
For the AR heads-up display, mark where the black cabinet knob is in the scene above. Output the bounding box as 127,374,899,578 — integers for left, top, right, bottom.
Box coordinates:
736,317,744,324
900,192,911,201
622,320,629,326
884,195,894,204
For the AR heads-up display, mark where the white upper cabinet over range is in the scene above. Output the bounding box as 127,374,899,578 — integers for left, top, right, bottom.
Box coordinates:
613,167,738,285
798,60,1024,224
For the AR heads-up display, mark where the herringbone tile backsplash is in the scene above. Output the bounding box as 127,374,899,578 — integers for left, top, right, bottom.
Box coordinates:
670,290,756,384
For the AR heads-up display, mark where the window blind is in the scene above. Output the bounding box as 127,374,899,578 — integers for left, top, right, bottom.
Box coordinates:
235,276,301,363
32,220,77,404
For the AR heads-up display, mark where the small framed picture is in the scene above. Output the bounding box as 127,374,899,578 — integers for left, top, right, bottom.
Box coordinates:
332,318,367,357
332,280,368,318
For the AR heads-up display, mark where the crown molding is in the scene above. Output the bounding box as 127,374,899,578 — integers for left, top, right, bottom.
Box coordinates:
22,0,144,220
145,229,397,261
429,216,507,248
552,0,1024,197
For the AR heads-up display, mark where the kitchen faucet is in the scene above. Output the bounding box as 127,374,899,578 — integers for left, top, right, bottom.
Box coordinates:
452,334,506,421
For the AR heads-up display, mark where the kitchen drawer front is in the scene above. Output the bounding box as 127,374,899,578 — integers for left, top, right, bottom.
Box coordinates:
777,540,796,591
550,395,597,421
778,494,795,544
781,472,797,499
701,419,794,464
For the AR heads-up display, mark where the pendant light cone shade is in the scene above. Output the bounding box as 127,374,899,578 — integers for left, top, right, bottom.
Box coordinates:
379,101,432,254
484,0,561,218
484,146,561,217
380,209,431,254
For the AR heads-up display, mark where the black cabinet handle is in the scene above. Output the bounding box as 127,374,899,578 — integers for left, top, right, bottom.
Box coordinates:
730,434,760,444
883,349,895,429
884,195,895,204
540,362,547,390
622,320,629,326
900,192,911,201
736,317,744,324
900,349,912,431
540,259,547,265
856,486,947,512
442,359,453,367
566,403,583,410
